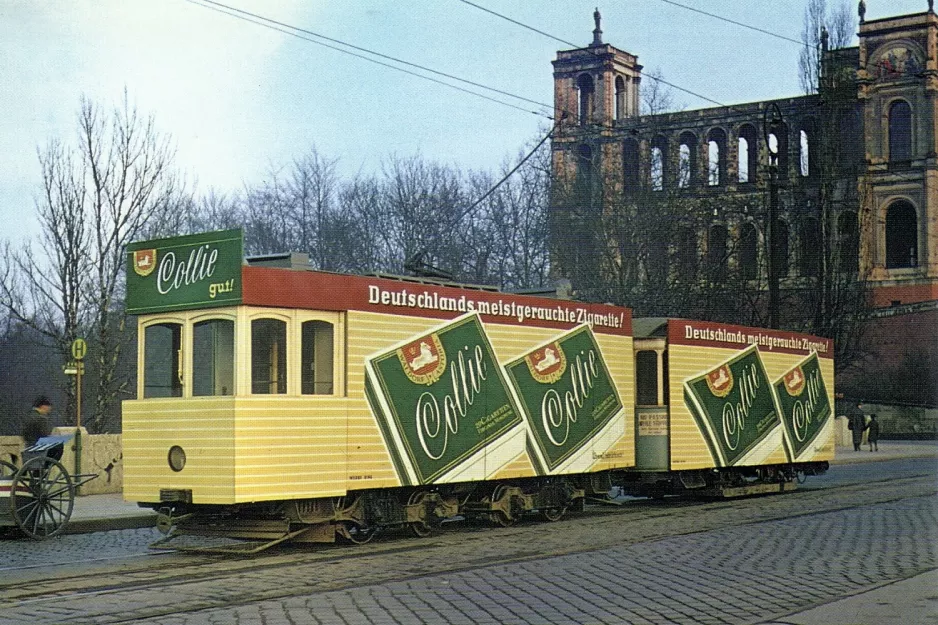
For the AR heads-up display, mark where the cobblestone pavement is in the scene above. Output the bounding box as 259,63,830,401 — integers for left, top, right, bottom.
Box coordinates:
127,496,935,625
1,479,934,625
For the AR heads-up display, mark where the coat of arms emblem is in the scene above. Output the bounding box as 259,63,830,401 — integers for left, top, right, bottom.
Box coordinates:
783,366,806,397
524,342,567,384
133,249,156,277
397,333,447,385
706,364,734,397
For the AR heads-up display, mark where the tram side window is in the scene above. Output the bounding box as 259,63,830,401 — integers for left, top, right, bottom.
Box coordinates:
193,319,234,396
302,320,334,395
635,350,659,406
144,323,182,398
251,318,287,394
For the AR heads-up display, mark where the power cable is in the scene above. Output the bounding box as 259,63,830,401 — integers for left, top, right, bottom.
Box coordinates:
447,125,553,231
185,0,555,119
655,0,804,46
456,0,726,107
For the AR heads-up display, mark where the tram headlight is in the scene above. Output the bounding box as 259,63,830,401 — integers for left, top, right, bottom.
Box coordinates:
168,445,187,472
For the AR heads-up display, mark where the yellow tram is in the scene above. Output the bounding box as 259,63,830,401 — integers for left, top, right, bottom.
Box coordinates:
122,229,834,550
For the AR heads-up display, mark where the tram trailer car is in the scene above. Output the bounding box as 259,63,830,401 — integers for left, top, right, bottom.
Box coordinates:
122,230,834,547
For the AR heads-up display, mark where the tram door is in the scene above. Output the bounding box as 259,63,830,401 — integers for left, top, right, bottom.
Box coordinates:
634,338,670,471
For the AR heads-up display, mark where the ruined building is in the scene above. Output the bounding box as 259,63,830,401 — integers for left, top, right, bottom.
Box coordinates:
549,5,938,401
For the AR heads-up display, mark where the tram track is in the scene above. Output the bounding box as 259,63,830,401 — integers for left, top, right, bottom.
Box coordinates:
0,475,934,624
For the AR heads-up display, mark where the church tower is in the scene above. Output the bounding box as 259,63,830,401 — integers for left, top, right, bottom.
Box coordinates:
551,9,643,128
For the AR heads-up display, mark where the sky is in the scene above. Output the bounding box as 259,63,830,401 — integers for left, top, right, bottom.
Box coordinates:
0,0,929,245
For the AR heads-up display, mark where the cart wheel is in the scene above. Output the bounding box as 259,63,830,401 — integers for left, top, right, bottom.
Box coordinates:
0,459,16,478
11,456,75,540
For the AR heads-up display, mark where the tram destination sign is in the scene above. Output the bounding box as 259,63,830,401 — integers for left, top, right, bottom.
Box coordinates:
126,229,243,314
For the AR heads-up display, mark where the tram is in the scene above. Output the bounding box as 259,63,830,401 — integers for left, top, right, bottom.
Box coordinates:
122,229,833,551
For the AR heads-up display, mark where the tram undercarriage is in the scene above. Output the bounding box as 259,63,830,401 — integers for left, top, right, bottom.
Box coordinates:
149,463,827,553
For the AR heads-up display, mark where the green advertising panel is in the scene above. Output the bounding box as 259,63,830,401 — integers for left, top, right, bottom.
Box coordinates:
505,325,623,474
365,314,523,485
683,345,780,467
774,352,831,459
126,229,243,314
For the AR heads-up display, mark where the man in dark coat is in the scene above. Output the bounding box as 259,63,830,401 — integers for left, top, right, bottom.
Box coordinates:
23,396,52,447
847,402,866,451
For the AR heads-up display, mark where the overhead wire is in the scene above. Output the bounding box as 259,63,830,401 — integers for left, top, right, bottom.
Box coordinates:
184,0,555,120
183,0,559,269
456,0,727,108
446,125,554,233
654,0,804,46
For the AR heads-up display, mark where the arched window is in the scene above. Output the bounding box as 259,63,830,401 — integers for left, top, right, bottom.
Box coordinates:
800,217,821,277
839,108,862,171
738,124,758,184
769,123,789,176
651,135,668,191
707,128,727,186
885,200,918,268
302,320,334,395
678,131,697,189
738,137,750,183
838,211,859,273
678,227,698,278
739,223,758,280
651,147,664,191
193,318,234,396
623,139,640,192
577,74,595,126
889,100,912,163
707,224,728,279
252,318,287,394
646,238,669,284
143,322,182,398
615,76,626,121
799,129,810,177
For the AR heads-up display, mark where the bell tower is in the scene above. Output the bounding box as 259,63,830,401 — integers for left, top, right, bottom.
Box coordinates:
552,9,643,128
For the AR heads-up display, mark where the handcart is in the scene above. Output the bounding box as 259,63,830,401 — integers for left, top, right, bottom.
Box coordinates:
0,434,98,539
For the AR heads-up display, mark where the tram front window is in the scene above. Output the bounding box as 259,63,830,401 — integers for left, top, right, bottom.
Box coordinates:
302,320,334,395
144,323,182,398
252,318,287,394
193,319,234,396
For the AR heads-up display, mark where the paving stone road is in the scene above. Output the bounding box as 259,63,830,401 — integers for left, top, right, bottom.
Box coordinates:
2,488,932,625
1,455,935,625
124,495,933,625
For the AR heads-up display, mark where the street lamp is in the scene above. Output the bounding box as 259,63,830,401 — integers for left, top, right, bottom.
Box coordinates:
763,102,784,329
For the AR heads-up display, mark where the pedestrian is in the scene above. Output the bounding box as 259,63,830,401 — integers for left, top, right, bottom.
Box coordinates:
848,402,866,452
867,414,880,452
23,395,53,447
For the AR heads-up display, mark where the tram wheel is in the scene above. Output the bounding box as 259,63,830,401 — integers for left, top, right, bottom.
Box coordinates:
341,521,377,545
407,490,433,538
490,484,516,527
540,506,566,522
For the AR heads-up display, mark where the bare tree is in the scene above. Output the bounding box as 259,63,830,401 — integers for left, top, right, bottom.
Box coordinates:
799,0,855,94
0,95,185,432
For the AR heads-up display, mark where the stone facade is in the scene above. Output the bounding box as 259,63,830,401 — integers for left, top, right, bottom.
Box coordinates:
550,8,938,311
